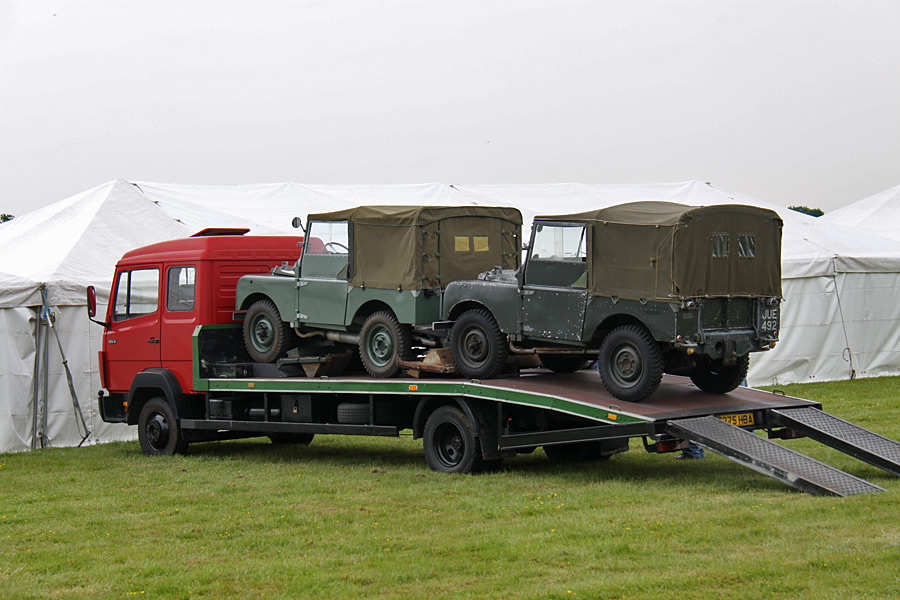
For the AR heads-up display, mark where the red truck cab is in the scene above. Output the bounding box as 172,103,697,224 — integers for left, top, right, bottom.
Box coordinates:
93,228,303,423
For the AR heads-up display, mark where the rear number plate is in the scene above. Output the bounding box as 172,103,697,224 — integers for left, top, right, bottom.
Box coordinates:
720,412,755,427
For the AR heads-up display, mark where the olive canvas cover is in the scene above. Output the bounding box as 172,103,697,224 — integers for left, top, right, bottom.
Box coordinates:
307,205,522,290
539,202,782,300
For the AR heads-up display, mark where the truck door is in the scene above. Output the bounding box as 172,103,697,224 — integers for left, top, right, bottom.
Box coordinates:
160,265,197,392
296,220,350,327
104,267,162,392
521,222,589,341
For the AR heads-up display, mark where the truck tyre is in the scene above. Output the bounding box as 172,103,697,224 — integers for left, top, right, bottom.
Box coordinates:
598,325,663,403
359,311,413,378
450,309,508,380
138,397,189,456
268,433,315,445
423,405,485,474
539,354,589,373
690,355,750,394
244,299,293,363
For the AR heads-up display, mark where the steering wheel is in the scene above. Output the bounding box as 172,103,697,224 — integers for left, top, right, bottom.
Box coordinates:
323,241,349,254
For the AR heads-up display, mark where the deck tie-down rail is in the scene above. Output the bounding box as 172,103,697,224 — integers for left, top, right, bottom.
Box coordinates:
666,416,884,497
770,407,900,477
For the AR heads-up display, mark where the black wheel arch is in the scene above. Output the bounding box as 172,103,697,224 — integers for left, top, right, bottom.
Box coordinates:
126,369,188,425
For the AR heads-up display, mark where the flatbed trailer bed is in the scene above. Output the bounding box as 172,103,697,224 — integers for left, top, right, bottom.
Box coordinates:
114,326,900,497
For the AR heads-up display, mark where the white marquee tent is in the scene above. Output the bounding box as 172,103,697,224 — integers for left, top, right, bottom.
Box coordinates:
3,179,900,453
821,184,900,242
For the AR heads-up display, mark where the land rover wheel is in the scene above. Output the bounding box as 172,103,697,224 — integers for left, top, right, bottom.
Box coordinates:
359,311,413,378
690,355,750,394
244,299,293,363
539,354,589,373
138,397,188,456
423,406,484,474
450,309,508,380
598,325,663,403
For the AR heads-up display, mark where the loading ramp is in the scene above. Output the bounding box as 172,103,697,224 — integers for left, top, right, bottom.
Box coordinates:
666,416,885,497
770,407,900,477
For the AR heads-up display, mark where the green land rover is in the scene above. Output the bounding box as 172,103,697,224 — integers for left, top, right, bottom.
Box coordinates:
234,205,522,377
441,201,783,402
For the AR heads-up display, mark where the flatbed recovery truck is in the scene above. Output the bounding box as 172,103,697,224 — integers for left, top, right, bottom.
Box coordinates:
90,229,900,497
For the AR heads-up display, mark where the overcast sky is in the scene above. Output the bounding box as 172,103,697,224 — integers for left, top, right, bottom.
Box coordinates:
2,0,898,217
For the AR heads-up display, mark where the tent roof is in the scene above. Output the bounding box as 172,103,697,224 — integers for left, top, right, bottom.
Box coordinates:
820,184,900,242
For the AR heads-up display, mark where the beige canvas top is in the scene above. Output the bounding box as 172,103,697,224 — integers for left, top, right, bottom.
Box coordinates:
538,202,783,300
308,205,522,290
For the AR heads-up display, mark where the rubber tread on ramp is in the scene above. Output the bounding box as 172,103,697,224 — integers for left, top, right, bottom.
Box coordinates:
770,407,900,477
666,416,884,497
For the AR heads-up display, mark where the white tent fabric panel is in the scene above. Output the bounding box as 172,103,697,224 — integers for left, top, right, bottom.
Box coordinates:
834,272,900,379
0,308,37,452
747,276,853,387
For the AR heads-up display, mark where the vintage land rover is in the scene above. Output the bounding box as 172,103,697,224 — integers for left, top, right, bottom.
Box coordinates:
442,201,783,402
234,205,522,377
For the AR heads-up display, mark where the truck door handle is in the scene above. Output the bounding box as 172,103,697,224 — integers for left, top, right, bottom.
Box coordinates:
148,338,160,344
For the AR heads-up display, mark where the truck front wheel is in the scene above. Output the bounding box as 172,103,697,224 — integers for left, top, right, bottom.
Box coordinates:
689,355,749,394
598,325,663,403
450,309,508,380
138,397,188,456
244,299,293,363
359,311,413,378
423,406,484,474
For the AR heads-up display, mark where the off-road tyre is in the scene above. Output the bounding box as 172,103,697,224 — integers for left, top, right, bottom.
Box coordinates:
358,311,413,378
539,354,589,373
244,299,293,363
689,355,750,394
450,309,508,380
598,325,664,403
138,397,189,456
423,406,485,474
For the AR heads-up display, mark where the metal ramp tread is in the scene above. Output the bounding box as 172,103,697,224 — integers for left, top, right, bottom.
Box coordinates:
666,416,885,497
770,407,900,477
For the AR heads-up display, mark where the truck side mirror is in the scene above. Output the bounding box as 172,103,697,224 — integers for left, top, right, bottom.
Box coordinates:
86,286,110,328
87,286,97,318
291,217,306,233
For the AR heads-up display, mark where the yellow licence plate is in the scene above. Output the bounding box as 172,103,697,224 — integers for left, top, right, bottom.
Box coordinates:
720,412,755,427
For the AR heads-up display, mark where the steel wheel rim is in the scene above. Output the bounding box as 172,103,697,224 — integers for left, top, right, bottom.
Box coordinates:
608,342,642,389
366,324,394,367
145,413,170,451
432,422,466,468
460,326,489,367
250,314,275,353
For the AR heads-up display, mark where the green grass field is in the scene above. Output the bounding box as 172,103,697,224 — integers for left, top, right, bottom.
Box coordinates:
3,377,900,599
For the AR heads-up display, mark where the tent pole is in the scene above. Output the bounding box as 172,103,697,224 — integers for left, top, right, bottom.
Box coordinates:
40,286,50,447
30,306,43,450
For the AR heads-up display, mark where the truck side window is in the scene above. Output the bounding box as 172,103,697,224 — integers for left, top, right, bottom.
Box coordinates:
113,269,160,321
166,266,196,312
737,235,756,258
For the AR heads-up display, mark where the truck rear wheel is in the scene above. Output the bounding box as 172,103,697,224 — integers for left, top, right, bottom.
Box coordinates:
690,355,750,394
138,397,188,456
450,309,508,380
423,406,485,474
244,299,293,363
359,311,413,378
598,325,663,403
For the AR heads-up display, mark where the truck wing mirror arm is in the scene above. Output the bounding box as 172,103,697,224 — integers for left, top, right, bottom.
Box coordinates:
86,286,111,329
